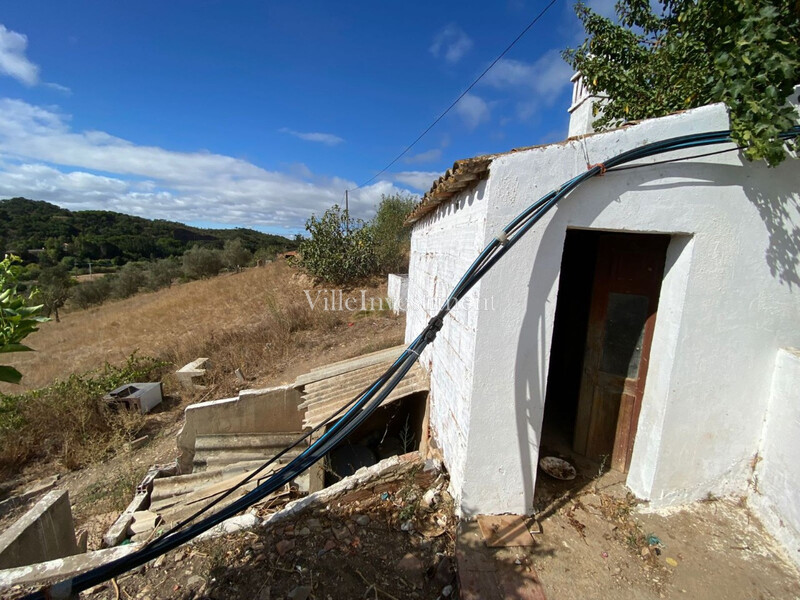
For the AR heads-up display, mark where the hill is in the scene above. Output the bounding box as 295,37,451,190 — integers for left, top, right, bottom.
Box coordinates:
0,197,298,264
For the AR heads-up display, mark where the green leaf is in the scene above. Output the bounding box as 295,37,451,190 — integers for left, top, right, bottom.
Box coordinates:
0,365,22,385
0,344,33,354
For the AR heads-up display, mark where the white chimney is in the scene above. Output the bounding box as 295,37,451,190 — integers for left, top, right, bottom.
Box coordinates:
567,72,602,137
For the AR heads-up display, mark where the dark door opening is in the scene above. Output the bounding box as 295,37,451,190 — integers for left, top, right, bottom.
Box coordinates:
542,230,669,474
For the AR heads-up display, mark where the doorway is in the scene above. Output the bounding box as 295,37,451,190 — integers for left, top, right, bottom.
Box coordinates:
542,230,669,473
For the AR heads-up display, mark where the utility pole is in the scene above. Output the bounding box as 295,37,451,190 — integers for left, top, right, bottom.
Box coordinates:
345,189,350,234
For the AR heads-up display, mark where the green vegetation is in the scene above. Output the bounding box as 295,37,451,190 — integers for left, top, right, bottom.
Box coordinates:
0,197,300,312
300,205,377,285
0,255,48,384
370,194,417,275
182,245,225,279
564,0,800,165
38,265,73,322
0,197,297,265
299,194,417,284
0,353,168,473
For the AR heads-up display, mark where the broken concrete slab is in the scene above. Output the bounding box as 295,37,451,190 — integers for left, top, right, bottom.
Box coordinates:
0,544,139,592
102,463,177,548
179,453,438,546
195,513,261,542
263,452,439,528
175,357,210,390
102,492,145,548
127,511,161,536
176,384,306,473
0,489,80,570
0,476,59,517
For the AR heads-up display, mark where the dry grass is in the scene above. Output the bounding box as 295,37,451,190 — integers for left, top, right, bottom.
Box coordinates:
0,262,405,477
2,262,403,394
0,355,168,476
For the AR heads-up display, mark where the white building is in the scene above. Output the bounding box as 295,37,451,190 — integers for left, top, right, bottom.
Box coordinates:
404,80,800,562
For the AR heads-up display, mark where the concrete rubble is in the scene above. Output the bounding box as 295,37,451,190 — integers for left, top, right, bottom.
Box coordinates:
175,357,210,390
0,476,59,517
0,452,442,594
0,347,435,594
0,490,80,570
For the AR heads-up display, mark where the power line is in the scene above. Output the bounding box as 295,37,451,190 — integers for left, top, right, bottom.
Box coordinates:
350,0,560,191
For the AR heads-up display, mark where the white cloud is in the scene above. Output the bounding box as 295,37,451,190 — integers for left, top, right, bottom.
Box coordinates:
279,127,344,146
430,24,473,64
0,99,411,230
480,50,573,122
483,50,572,99
0,24,39,86
43,81,71,94
454,93,490,129
403,148,442,165
392,171,442,191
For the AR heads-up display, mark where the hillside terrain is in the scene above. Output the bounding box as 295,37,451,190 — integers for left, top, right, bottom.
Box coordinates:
0,197,298,264
0,261,402,394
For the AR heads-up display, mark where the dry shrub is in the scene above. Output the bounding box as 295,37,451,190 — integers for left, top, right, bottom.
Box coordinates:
1,262,393,393
75,461,149,517
163,291,346,393
0,354,168,476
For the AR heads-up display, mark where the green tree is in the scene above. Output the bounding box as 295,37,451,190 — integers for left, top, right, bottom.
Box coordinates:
222,238,253,271
0,255,48,384
564,0,800,165
146,257,181,291
70,276,114,309
299,205,377,285
38,265,73,323
112,262,147,299
371,193,417,274
182,245,224,279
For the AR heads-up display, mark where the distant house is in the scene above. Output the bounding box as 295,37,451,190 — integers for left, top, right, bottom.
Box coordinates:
404,79,800,562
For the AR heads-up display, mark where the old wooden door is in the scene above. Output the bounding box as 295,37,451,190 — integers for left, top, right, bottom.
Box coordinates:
573,233,668,472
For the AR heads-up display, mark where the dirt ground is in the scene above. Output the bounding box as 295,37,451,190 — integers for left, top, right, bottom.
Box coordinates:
524,459,800,600
12,461,795,600
13,464,457,600
5,434,800,600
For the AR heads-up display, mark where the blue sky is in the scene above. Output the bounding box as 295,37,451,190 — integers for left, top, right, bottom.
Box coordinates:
0,0,614,235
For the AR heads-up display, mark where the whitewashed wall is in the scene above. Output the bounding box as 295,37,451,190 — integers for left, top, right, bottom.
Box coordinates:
751,348,800,567
387,274,409,314
404,184,490,509
406,98,800,517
